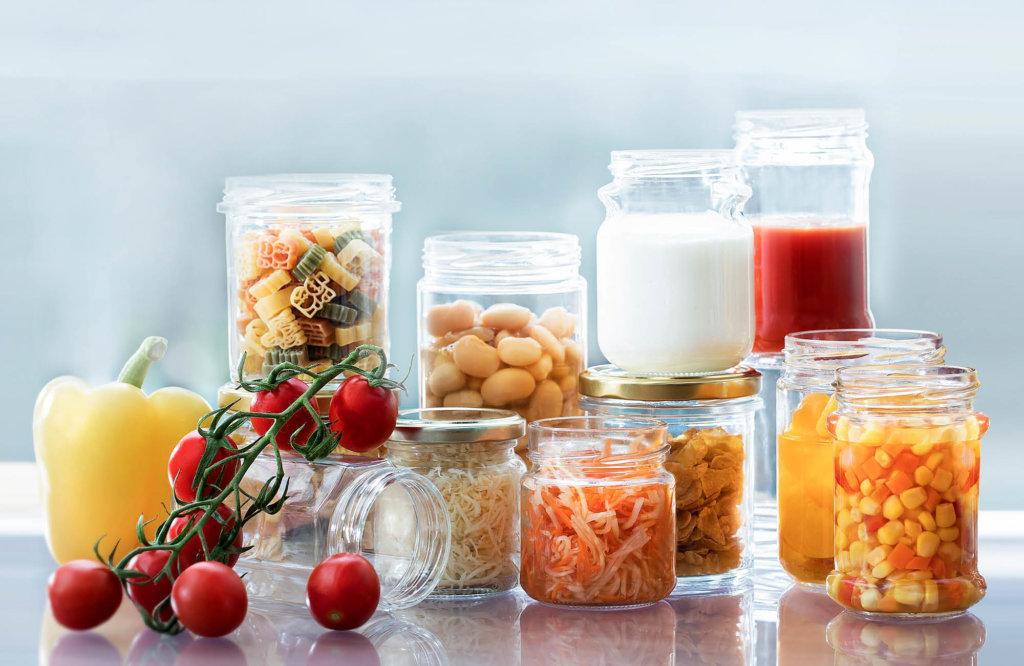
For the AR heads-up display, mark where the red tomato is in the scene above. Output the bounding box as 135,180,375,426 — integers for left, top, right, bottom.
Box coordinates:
47,560,123,630
251,378,319,451
126,550,175,622
168,432,240,502
328,376,398,453
167,504,243,571
170,561,247,637
306,553,380,630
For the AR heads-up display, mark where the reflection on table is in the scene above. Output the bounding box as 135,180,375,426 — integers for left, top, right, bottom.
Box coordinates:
827,611,986,666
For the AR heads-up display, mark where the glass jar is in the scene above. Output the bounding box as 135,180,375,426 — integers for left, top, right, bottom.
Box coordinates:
521,416,675,607
733,109,875,355
417,232,587,456
778,330,945,586
827,365,987,617
385,407,526,598
579,365,759,590
596,150,754,373
225,416,451,610
219,174,398,381
827,612,985,664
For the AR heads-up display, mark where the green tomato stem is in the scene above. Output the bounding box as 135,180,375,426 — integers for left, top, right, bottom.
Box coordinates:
117,336,168,388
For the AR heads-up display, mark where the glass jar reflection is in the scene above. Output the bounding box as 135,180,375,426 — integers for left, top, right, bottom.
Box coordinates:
827,612,985,665
669,589,753,665
777,585,842,665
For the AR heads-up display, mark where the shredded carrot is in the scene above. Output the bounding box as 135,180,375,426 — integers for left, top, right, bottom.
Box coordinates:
521,456,675,606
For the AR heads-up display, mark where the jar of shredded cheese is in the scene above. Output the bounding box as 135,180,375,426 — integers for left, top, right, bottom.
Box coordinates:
522,416,675,608
386,407,527,598
578,365,760,593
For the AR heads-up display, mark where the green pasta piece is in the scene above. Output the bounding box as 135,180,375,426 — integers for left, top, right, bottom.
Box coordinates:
333,230,372,254
307,345,332,360
263,346,309,367
291,245,327,282
325,343,352,362
317,302,358,325
346,289,377,318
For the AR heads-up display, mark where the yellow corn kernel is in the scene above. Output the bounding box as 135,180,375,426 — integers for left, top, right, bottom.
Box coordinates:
935,503,956,528
899,535,915,548
923,580,939,612
850,540,868,568
883,495,905,521
941,489,958,503
860,496,881,516
859,588,882,612
837,530,850,551
838,508,853,531
878,520,905,546
914,466,934,486
860,479,875,496
904,519,923,540
850,507,863,523
925,452,944,470
905,570,934,581
910,439,934,456
857,523,870,543
938,527,960,542
900,487,928,511
938,542,961,562
837,550,852,571
835,416,852,441
919,510,937,532
848,493,860,508
874,449,894,468
930,469,953,492
966,416,980,440
917,531,941,558
878,593,901,613
893,580,925,606
871,561,895,579
859,426,886,446
867,545,891,567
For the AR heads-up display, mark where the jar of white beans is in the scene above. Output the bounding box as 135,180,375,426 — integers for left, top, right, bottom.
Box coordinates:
417,232,587,457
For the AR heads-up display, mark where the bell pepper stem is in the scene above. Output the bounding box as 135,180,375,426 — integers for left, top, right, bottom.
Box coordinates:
117,336,168,388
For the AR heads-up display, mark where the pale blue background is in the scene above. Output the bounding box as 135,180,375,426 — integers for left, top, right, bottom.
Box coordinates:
2,1,1021,507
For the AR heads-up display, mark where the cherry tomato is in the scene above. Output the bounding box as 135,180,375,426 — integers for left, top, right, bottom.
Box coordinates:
306,553,380,630
126,550,175,622
168,432,240,502
47,560,123,630
328,375,398,453
170,561,248,637
251,378,319,451
167,504,243,571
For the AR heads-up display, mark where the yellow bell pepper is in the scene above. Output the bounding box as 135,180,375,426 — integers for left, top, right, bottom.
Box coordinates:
33,336,210,564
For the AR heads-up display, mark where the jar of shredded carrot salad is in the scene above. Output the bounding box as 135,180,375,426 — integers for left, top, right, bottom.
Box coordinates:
521,416,676,607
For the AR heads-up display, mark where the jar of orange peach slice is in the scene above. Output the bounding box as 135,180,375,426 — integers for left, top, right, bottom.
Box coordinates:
417,232,587,459
826,364,987,617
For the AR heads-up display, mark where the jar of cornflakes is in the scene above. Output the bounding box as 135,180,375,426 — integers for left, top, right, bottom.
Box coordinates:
778,329,945,586
219,174,398,381
827,364,987,617
578,365,760,591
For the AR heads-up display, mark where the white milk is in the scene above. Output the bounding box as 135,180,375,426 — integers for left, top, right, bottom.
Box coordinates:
596,211,754,374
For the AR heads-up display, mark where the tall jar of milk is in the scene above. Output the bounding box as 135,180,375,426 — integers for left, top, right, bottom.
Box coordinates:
596,150,754,374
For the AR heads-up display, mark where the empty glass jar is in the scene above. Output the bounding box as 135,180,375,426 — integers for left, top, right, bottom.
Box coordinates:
219,174,398,381
386,408,526,598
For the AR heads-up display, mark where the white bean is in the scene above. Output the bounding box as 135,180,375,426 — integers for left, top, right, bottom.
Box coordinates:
497,336,543,366
480,368,536,406
452,335,501,378
481,303,532,331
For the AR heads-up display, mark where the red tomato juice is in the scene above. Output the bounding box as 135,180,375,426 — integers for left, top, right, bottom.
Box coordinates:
753,223,873,353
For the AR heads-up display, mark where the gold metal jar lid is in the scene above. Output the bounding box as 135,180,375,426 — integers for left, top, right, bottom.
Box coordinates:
391,408,526,443
579,364,762,401
217,383,334,418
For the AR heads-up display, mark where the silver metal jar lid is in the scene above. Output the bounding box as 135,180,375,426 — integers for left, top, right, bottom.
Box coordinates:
390,408,526,443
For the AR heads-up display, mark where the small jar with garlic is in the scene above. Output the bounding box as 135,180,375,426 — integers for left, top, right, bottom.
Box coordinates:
417,232,587,456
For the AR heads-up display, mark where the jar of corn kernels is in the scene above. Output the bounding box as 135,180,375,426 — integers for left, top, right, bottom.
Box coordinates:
219,175,398,382
827,364,987,617
418,232,587,458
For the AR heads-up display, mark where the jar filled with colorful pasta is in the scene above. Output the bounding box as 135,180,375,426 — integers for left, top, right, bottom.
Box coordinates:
385,408,526,598
827,365,986,617
778,330,945,587
219,174,397,381
418,232,587,457
578,365,759,591
521,416,675,608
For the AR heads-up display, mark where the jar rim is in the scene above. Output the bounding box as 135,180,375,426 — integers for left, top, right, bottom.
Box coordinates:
421,231,582,281
218,173,401,214
527,416,669,465
833,364,979,411
579,364,761,401
390,407,526,443
733,109,868,139
782,330,946,388
609,149,740,179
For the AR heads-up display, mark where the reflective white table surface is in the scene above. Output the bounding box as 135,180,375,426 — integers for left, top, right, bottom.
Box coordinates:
3,459,1022,665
